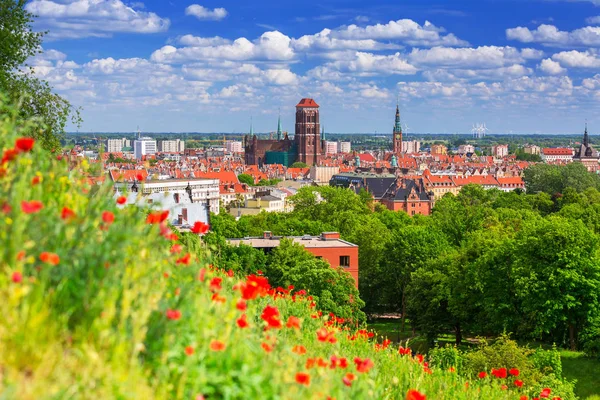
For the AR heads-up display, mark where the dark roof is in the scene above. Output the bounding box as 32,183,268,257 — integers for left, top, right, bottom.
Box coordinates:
385,179,432,201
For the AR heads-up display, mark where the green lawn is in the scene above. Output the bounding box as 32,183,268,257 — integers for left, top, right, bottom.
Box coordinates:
560,350,600,400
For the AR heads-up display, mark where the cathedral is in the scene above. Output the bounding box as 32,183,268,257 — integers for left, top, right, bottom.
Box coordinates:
573,123,599,172
244,98,324,167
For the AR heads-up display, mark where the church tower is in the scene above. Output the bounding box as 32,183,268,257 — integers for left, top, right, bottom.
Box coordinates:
393,103,403,155
295,98,322,165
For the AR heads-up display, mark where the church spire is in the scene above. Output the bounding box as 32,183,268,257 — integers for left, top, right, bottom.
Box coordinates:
277,109,282,141
322,125,325,141
584,121,589,147
394,102,402,133
250,116,254,136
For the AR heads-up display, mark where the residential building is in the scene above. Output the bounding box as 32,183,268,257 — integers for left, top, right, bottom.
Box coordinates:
158,139,185,153
310,166,339,184
541,148,574,163
339,141,351,153
228,231,359,285
423,171,460,200
523,145,541,155
134,137,157,160
106,138,130,153
492,144,509,158
458,144,475,155
324,141,338,155
402,140,420,154
378,178,435,216
431,144,447,155
226,141,243,153
496,177,525,192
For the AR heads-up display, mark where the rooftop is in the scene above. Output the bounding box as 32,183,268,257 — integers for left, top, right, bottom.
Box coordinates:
228,232,356,249
296,98,319,108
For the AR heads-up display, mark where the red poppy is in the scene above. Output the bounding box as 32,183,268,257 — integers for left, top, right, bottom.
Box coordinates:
330,355,348,369
295,372,310,386
240,274,271,300
491,367,507,379
515,380,524,388
31,176,41,185
185,346,194,356
176,253,191,265
40,252,60,265
261,305,282,329
15,137,35,152
415,354,424,364
136,172,144,181
316,327,337,343
286,316,301,330
343,372,356,387
236,299,247,311
354,357,374,373
406,389,426,400
509,368,520,376
16,251,26,261
1,202,11,214
166,309,181,320
501,385,508,390
102,211,115,224
520,397,528,400
261,342,273,353
540,388,551,398
21,200,43,214
191,221,210,234
237,314,249,328
12,271,23,283
211,293,226,303
146,210,169,224
1,148,19,164
210,340,226,352
209,277,222,292
116,196,127,205
292,345,306,355
398,346,411,355
478,371,487,379
61,207,76,220
170,244,182,254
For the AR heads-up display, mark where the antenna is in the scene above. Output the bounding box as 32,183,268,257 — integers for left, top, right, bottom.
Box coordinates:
137,125,141,139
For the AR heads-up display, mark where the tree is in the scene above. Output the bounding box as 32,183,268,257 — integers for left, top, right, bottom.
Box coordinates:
238,173,254,186
523,163,600,195
290,161,308,168
0,0,80,151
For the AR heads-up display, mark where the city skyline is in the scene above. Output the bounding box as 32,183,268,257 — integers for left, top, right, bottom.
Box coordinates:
25,0,600,134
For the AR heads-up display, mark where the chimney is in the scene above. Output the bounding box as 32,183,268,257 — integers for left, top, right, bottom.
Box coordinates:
182,208,188,222
321,232,340,240
263,231,272,239
178,214,183,225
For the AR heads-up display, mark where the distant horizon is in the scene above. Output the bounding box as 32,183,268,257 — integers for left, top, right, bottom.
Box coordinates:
66,132,594,137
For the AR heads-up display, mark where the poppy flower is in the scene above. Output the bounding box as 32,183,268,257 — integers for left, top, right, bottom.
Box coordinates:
492,367,507,379
185,346,194,356
261,342,273,353
354,357,374,373
16,251,26,261
211,293,226,303
31,176,41,185
509,368,520,376
1,148,19,164
209,277,222,292
12,271,23,283
21,200,43,214
1,202,11,214
286,316,301,330
406,389,426,400
191,221,210,234
514,380,524,388
146,210,169,224
295,372,310,386
237,314,249,328
210,340,226,352
261,305,282,329
343,372,356,387
478,371,487,379
102,211,115,224
176,253,191,265
136,172,144,181
540,388,551,398
236,299,247,311
240,274,270,300
198,268,206,282
166,309,181,320
520,397,528,400
292,345,306,355
501,385,508,390
40,252,60,265
116,196,127,205
330,355,348,369
61,207,76,220
15,137,35,152
170,244,182,254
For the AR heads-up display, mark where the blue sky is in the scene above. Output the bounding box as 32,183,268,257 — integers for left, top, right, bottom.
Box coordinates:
25,0,600,134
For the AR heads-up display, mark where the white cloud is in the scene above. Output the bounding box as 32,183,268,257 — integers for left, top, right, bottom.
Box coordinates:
408,46,541,69
151,31,294,63
185,4,228,21
25,0,170,39
292,28,400,52
333,19,469,47
538,58,567,75
552,50,600,67
263,69,299,85
318,51,417,76
359,85,389,98
422,64,533,81
506,24,600,47
178,35,230,47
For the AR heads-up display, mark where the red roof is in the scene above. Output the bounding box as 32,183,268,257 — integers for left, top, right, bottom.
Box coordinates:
542,148,573,155
296,98,319,108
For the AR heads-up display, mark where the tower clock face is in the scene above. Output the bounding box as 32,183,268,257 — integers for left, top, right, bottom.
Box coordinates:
395,133,401,140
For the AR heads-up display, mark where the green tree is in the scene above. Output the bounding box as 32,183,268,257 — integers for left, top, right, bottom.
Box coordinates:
523,163,600,195
0,0,80,150
290,161,308,168
238,173,254,186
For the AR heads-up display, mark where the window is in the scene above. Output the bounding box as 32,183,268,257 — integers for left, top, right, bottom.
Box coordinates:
339,256,350,268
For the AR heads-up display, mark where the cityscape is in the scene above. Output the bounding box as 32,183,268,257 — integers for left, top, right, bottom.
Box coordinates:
2,1,600,399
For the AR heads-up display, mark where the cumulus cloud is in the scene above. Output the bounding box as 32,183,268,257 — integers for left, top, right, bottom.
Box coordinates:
316,51,418,76
177,35,230,47
408,46,541,69
506,24,600,47
292,29,400,52
25,0,170,39
538,58,567,75
422,64,533,81
185,4,228,21
552,50,600,67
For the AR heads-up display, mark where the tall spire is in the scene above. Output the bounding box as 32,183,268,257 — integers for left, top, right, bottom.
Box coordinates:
394,103,402,133
277,109,282,141
584,121,589,147
322,125,325,141
250,116,254,136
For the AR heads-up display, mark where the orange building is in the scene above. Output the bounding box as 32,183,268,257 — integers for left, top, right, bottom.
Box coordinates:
227,232,359,286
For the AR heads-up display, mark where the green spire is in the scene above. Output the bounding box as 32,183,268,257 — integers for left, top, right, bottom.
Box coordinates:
394,103,402,133
277,110,282,141
322,125,325,141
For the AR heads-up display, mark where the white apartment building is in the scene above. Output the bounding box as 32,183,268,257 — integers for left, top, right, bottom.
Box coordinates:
339,141,351,153
310,166,339,184
492,144,509,158
458,144,475,155
324,141,338,155
402,140,421,154
106,138,131,153
541,148,574,163
158,139,185,153
226,141,243,153
524,145,541,155
134,137,157,160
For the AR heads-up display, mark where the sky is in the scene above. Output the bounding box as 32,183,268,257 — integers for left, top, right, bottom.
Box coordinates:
23,0,600,134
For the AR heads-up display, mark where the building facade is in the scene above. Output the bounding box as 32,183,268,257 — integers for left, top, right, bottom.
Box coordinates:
492,144,509,158
573,124,599,171
324,141,338,155
431,144,447,155
226,141,243,153
541,148,574,163
158,139,185,153
402,140,420,154
393,104,403,156
134,137,157,160
106,138,130,153
458,144,475,155
339,141,351,153
295,98,323,165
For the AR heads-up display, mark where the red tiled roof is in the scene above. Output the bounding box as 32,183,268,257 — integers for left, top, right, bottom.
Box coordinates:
542,148,573,155
296,98,319,108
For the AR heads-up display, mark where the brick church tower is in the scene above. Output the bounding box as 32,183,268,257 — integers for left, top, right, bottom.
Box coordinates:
393,103,403,156
295,98,322,165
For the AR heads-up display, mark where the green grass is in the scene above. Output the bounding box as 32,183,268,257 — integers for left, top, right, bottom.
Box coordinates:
560,350,600,400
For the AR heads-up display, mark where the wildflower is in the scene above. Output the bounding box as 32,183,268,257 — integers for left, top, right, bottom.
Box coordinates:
261,342,273,353
16,251,26,261
261,305,282,329
102,211,115,225
501,385,508,390
236,299,247,311
415,354,424,364
478,371,487,379
211,293,226,303
515,380,524,388
210,340,226,352
170,244,182,254
15,137,35,152
406,389,426,400
343,372,356,387
540,388,552,398
292,345,306,355
316,328,336,343
398,346,411,355
491,367,507,379
12,271,23,283
198,268,206,282
61,207,76,220
240,274,270,300
449,367,456,373
116,196,127,205
191,221,210,234
209,277,222,292
330,355,348,369
286,316,301,330
176,253,191,265
354,357,374,373
1,202,11,214
146,210,169,224
237,314,249,328
509,368,520,376
295,372,310,386
185,346,194,356
136,172,144,181
21,200,43,214
1,148,19,164
520,397,528,400
31,176,41,185
40,252,60,265
166,309,181,320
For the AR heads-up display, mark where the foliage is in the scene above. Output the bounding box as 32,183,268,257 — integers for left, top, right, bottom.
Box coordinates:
523,163,600,195
237,173,255,186
290,161,308,168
